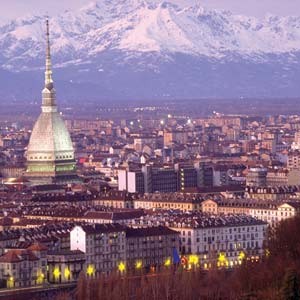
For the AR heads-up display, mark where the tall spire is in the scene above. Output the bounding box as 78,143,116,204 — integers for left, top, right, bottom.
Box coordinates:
42,18,56,110
45,18,53,86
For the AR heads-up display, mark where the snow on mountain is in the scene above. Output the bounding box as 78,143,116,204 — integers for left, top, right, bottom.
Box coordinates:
0,0,300,101
1,0,300,70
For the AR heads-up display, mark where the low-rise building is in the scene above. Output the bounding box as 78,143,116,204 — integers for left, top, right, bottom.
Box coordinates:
0,243,47,288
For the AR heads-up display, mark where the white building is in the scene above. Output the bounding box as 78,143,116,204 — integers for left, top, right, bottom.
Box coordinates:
169,214,267,269
118,169,127,191
70,224,126,275
127,212,267,269
70,224,181,273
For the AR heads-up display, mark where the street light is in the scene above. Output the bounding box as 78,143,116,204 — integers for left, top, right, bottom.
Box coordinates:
86,265,95,276
164,258,171,267
118,262,126,273
135,261,143,269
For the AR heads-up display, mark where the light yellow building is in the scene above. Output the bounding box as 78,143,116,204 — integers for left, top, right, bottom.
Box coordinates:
201,199,300,226
0,243,47,288
134,193,203,211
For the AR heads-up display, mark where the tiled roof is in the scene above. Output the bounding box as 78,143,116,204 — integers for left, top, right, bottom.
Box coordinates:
126,226,179,238
0,251,22,263
0,250,39,263
80,223,126,234
130,211,267,229
47,250,84,256
27,242,48,251
246,185,300,194
0,222,76,243
84,210,145,220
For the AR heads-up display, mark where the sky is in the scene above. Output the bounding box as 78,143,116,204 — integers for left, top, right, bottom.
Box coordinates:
0,0,300,21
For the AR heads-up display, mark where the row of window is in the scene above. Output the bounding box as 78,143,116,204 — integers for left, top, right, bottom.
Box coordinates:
201,241,260,252
181,226,262,236
29,155,73,160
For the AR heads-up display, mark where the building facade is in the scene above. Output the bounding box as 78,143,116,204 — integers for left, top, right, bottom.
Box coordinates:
169,214,267,269
125,226,179,270
70,224,127,275
202,199,300,226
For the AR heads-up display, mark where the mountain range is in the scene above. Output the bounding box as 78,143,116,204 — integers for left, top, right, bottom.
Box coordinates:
1,0,300,103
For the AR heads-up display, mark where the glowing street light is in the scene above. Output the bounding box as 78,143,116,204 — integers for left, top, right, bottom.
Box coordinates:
164,258,171,267
238,251,246,261
37,272,45,284
218,252,229,267
135,261,142,269
7,276,14,288
64,268,71,278
86,265,95,276
188,255,199,266
118,262,126,273
53,268,60,279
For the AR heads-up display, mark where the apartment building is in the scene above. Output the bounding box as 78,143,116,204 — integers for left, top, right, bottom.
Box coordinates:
202,199,300,226
47,250,85,284
128,212,267,269
70,224,180,274
134,192,204,211
70,224,126,276
0,243,47,288
125,226,179,270
169,214,267,269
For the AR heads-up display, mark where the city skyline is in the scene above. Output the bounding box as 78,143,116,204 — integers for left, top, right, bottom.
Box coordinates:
0,2,300,299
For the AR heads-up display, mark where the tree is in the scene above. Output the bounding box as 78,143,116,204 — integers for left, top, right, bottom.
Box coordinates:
76,271,87,300
281,268,300,300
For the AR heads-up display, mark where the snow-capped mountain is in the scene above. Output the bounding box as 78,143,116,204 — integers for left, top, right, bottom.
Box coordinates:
0,0,300,102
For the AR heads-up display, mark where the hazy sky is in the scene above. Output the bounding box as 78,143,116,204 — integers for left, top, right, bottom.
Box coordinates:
0,0,299,21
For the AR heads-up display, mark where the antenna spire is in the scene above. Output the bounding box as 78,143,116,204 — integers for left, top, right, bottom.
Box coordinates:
45,18,53,86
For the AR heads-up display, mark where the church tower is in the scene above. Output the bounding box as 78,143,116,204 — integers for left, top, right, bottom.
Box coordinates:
26,20,77,184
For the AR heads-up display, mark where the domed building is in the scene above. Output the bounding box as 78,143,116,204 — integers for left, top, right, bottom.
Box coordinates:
26,20,77,184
